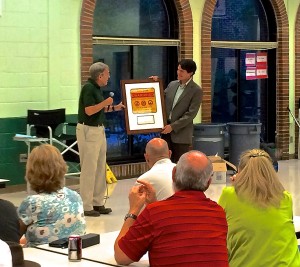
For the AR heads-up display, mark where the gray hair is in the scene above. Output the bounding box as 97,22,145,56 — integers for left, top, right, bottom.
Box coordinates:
174,150,213,191
89,62,109,81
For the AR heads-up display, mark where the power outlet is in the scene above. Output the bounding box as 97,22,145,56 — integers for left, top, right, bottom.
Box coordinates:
19,153,28,162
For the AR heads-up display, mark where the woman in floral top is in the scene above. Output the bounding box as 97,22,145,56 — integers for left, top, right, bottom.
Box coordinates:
18,144,86,247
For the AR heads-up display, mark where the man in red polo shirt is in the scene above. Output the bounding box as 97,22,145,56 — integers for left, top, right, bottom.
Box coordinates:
114,150,229,267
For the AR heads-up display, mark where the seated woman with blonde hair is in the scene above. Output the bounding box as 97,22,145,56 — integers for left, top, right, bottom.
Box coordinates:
219,149,300,266
18,144,86,247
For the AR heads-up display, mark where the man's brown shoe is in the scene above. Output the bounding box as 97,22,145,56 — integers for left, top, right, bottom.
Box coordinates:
93,206,112,214
84,210,100,217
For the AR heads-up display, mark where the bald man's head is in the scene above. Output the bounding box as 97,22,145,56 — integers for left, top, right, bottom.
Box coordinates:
144,138,171,167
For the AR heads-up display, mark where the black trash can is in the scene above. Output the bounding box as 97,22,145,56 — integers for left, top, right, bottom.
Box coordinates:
193,123,226,157
227,122,261,166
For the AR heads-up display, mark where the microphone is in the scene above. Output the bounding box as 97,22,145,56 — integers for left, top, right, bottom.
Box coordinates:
108,92,114,111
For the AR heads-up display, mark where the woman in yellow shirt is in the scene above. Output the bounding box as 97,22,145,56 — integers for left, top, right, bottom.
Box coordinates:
219,149,300,267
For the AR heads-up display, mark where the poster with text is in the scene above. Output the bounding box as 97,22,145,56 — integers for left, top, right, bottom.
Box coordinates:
245,53,256,67
121,79,166,134
246,67,257,80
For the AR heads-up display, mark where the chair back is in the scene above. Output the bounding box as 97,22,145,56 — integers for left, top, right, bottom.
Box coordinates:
27,109,66,137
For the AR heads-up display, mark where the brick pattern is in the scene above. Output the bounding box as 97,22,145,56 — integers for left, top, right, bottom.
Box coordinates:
295,8,300,158
201,0,290,159
174,0,193,59
111,162,148,180
80,0,95,84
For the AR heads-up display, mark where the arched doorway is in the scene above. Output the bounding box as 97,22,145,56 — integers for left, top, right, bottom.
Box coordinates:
80,0,194,164
201,0,289,159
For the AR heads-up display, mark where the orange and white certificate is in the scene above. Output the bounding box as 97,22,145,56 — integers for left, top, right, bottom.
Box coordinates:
130,88,157,114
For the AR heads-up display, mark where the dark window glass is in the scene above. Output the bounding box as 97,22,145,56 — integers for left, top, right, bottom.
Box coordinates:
211,48,238,123
212,0,275,41
212,48,267,123
92,0,178,164
211,0,277,143
93,45,169,162
94,0,174,38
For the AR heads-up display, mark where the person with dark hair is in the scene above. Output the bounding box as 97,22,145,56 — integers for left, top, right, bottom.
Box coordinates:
5,241,41,267
114,150,228,266
219,149,300,266
151,59,202,163
0,199,21,243
18,144,86,247
77,62,125,217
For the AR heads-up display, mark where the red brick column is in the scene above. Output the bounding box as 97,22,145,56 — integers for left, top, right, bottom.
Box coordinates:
294,7,300,158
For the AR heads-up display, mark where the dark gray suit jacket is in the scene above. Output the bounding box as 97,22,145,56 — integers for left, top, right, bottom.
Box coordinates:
164,79,202,144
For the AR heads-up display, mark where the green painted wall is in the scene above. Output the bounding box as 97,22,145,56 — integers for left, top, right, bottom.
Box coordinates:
0,114,77,186
0,0,82,185
0,0,82,118
0,117,27,185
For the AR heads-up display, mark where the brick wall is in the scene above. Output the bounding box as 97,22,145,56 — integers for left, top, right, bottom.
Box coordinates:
295,7,300,158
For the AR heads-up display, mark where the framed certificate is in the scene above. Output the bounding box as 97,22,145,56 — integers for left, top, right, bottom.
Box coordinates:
121,79,166,134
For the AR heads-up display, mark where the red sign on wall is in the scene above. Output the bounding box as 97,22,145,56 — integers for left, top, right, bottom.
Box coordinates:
246,67,257,80
245,52,268,80
245,53,256,67
256,67,268,79
256,52,267,67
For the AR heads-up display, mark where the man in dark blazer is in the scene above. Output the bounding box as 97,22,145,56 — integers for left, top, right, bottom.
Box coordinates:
152,59,202,162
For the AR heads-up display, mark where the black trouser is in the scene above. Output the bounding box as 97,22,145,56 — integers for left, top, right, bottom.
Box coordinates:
162,133,190,163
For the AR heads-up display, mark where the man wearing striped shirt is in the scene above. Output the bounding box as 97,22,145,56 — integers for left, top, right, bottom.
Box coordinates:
114,150,229,267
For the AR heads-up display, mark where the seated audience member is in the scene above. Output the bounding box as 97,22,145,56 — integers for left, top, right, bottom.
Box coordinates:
219,149,300,266
0,199,21,243
18,144,86,247
114,150,229,267
136,138,175,200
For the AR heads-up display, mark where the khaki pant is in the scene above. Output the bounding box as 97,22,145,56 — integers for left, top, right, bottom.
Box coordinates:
76,123,107,211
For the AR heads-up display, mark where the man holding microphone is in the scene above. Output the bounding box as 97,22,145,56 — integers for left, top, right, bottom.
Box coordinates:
77,62,125,217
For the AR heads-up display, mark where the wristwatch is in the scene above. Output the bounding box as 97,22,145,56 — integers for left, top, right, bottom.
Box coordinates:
124,213,137,221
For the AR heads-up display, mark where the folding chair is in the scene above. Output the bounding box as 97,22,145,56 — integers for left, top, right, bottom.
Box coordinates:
25,108,80,177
